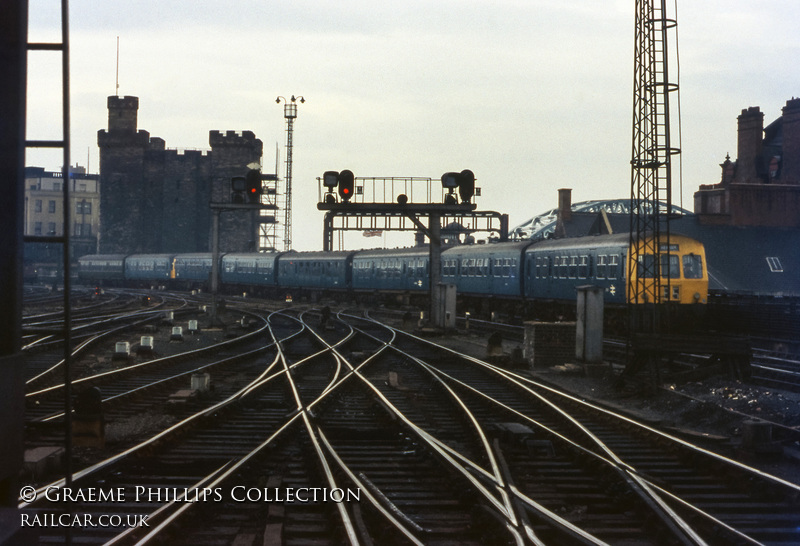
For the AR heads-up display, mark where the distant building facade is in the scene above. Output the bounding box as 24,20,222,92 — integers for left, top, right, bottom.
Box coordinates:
694,98,800,227
97,95,264,255
23,166,100,260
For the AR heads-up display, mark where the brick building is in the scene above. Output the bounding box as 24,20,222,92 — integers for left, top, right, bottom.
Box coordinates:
694,98,800,227
97,96,265,254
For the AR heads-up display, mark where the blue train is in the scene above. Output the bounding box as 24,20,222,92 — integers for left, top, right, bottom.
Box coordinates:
79,233,709,313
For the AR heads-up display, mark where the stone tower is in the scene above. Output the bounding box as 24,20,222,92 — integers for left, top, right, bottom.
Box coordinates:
97,96,151,253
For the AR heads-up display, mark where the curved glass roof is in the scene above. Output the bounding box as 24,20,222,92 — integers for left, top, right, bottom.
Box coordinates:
509,199,692,241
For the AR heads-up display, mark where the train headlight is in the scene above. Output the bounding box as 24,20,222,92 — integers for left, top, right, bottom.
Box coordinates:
693,292,701,301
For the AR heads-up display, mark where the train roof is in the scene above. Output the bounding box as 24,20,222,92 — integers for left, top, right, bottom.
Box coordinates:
223,252,282,258
173,253,213,259
441,241,534,256
126,253,175,260
78,254,128,262
353,246,430,259
281,250,354,261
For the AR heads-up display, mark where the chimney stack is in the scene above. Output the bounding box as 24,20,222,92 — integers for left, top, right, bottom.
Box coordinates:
734,106,764,183
781,98,800,184
558,188,572,222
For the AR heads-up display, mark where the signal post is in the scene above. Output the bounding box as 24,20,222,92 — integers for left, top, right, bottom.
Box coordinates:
209,171,276,323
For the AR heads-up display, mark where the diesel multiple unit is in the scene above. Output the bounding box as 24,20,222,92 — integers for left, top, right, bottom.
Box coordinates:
79,233,708,308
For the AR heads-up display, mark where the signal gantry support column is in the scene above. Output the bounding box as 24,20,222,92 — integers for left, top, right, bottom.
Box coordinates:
276,95,304,251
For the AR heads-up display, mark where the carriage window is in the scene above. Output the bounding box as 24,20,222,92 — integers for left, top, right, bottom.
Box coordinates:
596,255,606,279
578,256,589,279
683,254,704,278
608,255,619,279
568,256,578,279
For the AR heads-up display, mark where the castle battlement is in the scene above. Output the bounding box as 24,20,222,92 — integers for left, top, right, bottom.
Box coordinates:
107,95,139,110
209,130,260,147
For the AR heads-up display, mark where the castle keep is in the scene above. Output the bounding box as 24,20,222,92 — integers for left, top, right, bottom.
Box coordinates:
97,96,264,254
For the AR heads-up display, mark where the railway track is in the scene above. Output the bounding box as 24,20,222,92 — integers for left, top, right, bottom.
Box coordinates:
19,308,800,544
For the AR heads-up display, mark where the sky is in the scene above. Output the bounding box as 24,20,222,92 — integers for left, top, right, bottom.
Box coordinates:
25,0,800,251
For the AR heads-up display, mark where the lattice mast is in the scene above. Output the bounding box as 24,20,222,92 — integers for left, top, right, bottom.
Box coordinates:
277,95,304,251
629,0,680,331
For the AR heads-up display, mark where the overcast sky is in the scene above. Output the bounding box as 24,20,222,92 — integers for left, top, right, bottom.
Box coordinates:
25,1,799,250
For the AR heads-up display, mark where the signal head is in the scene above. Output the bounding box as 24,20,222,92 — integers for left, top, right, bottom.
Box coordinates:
323,171,339,189
338,169,355,202
458,169,475,203
441,172,459,189
245,169,263,203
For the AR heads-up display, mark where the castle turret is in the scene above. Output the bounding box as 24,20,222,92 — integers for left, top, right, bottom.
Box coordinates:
97,96,150,253
107,95,139,133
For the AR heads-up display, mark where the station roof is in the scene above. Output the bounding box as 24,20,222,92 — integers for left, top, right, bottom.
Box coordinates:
510,199,692,241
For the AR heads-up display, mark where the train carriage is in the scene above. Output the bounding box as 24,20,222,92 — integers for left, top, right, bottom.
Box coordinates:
221,252,282,288
77,254,128,285
125,254,175,284
441,241,531,298
277,251,353,291
352,247,430,292
173,253,214,287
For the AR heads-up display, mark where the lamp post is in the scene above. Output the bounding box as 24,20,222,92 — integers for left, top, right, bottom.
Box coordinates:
276,95,304,251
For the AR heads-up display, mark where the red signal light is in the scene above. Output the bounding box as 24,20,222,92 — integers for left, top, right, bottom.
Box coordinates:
338,169,355,202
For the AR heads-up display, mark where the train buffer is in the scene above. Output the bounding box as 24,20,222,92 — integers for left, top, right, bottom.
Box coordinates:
629,333,752,385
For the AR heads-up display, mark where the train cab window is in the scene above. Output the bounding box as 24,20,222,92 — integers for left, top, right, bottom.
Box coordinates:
638,254,679,278
578,256,589,279
663,255,680,278
637,255,655,278
683,254,704,278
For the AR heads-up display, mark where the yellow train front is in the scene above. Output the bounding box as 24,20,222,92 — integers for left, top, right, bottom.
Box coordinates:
523,232,708,308
626,233,708,305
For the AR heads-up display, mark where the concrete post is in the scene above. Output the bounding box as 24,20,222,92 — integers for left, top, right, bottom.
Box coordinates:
429,213,442,327
210,209,221,324
576,285,604,363
439,283,457,330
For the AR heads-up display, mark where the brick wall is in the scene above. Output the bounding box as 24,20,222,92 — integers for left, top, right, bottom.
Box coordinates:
523,321,576,369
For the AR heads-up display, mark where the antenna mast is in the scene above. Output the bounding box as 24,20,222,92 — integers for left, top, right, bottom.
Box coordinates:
115,36,119,96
